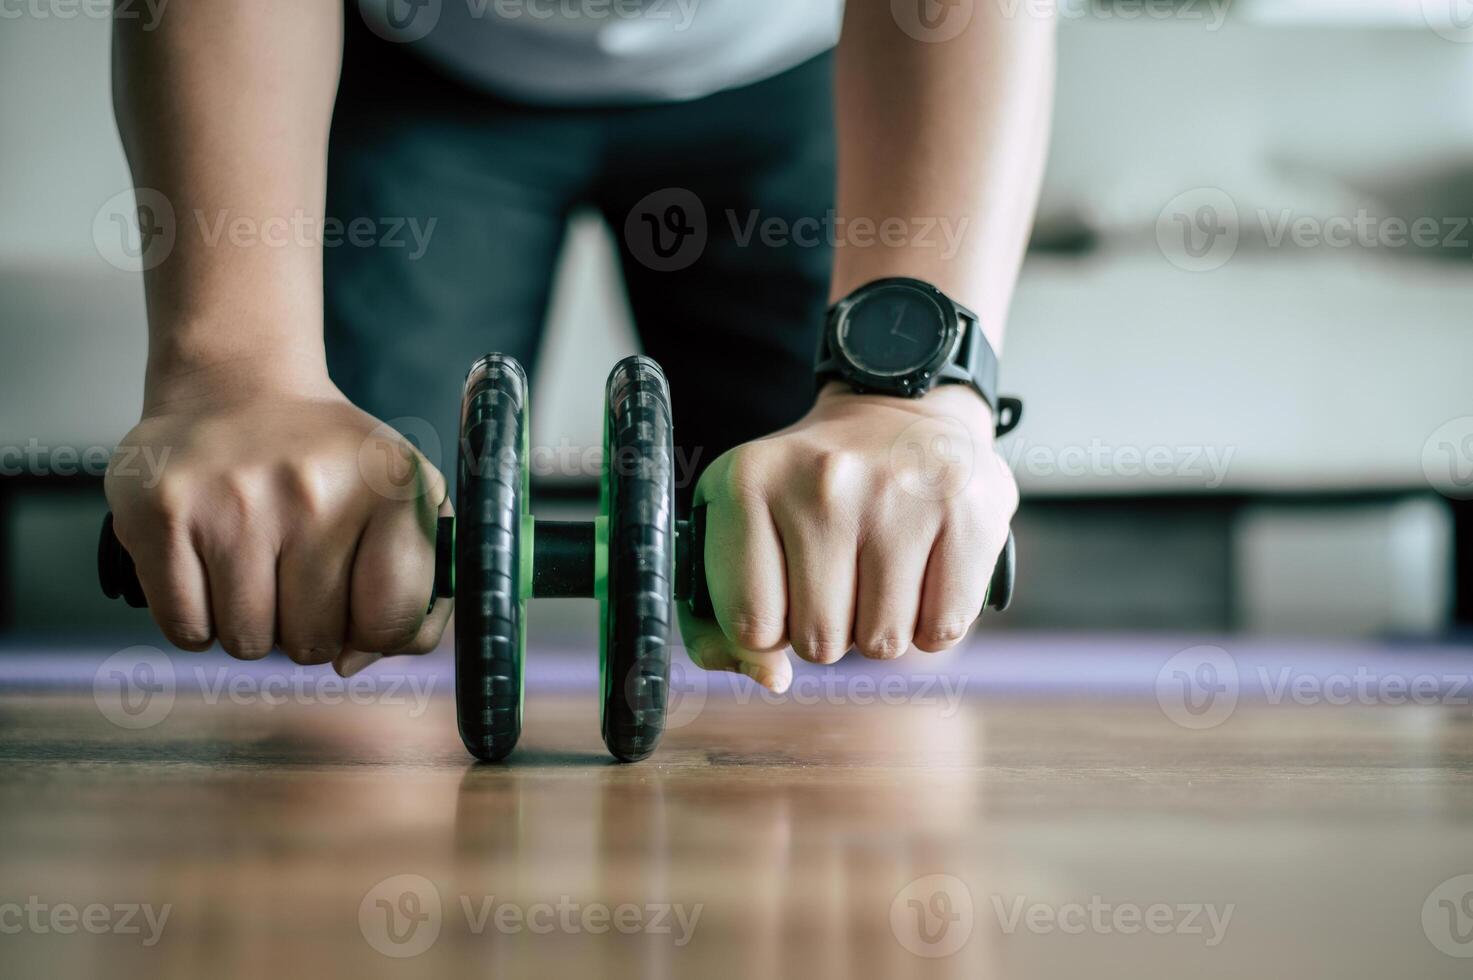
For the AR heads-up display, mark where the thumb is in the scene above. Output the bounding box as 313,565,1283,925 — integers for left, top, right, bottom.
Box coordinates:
678,604,793,694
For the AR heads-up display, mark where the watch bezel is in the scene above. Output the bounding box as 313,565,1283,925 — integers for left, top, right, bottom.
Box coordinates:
827,278,962,396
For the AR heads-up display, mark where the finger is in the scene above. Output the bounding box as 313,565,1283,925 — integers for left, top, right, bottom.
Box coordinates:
390,492,455,657
914,523,991,653
334,648,380,678
854,527,934,660
121,518,214,652
695,463,788,653
774,507,856,665
277,524,354,666
678,604,793,694
347,494,441,656
202,531,279,661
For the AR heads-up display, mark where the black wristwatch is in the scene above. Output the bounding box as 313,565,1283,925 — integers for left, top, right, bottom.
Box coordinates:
816,277,1023,436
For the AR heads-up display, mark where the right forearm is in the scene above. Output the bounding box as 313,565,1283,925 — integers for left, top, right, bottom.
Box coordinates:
112,0,343,407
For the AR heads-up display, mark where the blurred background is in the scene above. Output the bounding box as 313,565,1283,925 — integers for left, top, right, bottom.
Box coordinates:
1,0,1470,645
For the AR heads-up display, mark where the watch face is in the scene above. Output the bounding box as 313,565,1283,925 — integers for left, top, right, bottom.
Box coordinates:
836,283,951,379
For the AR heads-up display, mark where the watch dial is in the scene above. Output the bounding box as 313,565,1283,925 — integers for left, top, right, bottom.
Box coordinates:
837,285,949,378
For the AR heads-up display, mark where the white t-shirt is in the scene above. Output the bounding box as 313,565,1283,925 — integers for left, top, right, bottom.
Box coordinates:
359,0,843,104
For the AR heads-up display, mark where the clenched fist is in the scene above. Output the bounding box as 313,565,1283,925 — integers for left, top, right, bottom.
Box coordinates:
680,382,1018,692
104,371,450,677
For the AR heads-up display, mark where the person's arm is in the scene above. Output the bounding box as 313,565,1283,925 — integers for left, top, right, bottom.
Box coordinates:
682,2,1055,690
108,0,449,675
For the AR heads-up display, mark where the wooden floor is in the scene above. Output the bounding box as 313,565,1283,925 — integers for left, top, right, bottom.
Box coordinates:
3,653,1473,979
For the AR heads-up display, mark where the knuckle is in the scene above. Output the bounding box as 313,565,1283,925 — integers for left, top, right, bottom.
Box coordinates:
915,615,972,652
793,627,850,664
219,631,273,661
857,631,910,661
719,445,770,502
282,639,342,665
158,616,213,652
810,450,860,511
353,607,423,654
279,459,339,518
724,607,785,651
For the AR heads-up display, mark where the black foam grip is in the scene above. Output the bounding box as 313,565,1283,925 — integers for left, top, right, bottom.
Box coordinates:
682,504,1015,618
98,512,456,611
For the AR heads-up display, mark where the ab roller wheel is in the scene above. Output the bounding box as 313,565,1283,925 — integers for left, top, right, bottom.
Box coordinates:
98,353,1018,763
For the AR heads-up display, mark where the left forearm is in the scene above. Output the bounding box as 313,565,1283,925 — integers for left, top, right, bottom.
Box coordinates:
832,0,1057,354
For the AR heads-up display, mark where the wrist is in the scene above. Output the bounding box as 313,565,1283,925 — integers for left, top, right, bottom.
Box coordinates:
144,327,334,415
816,380,995,436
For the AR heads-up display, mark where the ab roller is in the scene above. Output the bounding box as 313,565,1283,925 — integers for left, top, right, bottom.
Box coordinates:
98,354,1017,762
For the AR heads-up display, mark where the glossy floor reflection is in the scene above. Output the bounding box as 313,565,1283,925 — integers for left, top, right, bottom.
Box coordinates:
2,662,1473,978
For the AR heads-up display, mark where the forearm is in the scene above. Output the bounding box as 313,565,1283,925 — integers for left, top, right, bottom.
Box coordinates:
112,0,343,407
832,0,1056,354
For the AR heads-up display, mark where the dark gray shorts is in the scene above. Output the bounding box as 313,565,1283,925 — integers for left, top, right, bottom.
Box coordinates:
325,15,836,507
